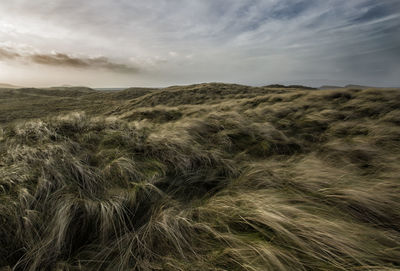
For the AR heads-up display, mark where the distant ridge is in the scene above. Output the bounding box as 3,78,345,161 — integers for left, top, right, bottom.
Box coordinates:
264,84,316,90
0,83,23,89
345,84,376,89
47,86,95,92
319,84,380,90
319,85,343,90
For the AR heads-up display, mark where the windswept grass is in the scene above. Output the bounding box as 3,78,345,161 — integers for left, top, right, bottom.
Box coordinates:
0,84,400,270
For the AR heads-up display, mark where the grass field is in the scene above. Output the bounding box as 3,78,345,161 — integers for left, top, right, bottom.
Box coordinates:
1,83,400,270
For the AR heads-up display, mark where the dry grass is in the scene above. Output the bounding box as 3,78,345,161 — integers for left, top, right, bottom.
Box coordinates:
0,84,400,270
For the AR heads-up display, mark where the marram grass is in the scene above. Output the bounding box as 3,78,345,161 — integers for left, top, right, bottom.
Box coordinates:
0,84,400,270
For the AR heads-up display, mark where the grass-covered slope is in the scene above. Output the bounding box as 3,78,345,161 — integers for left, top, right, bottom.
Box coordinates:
0,84,400,270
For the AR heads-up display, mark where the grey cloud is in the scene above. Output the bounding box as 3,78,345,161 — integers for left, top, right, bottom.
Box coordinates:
30,53,139,73
0,47,21,60
270,0,316,20
0,0,399,87
352,0,400,23
0,47,139,73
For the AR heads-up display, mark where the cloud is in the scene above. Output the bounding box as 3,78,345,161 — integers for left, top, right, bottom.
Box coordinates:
0,47,139,73
0,0,399,87
30,53,139,73
0,47,20,59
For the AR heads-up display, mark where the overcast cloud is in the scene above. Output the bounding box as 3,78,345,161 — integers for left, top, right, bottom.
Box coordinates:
0,0,399,87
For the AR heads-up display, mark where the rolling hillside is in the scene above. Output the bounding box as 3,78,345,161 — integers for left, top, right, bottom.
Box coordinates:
1,84,400,270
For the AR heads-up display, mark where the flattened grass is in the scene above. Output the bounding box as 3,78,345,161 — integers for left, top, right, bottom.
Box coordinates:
1,84,400,270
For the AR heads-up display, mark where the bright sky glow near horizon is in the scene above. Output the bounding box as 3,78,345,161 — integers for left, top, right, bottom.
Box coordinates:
0,0,399,88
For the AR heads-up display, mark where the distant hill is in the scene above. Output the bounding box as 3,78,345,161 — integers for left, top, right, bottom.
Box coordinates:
319,84,380,90
0,83,23,89
109,87,158,100
46,86,96,93
264,84,316,90
345,84,376,89
319,85,344,90
50,84,89,88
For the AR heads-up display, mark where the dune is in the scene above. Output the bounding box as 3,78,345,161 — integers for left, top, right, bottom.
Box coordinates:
1,83,400,270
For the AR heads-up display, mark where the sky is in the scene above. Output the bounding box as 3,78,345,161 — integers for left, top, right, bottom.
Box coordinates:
0,0,399,88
